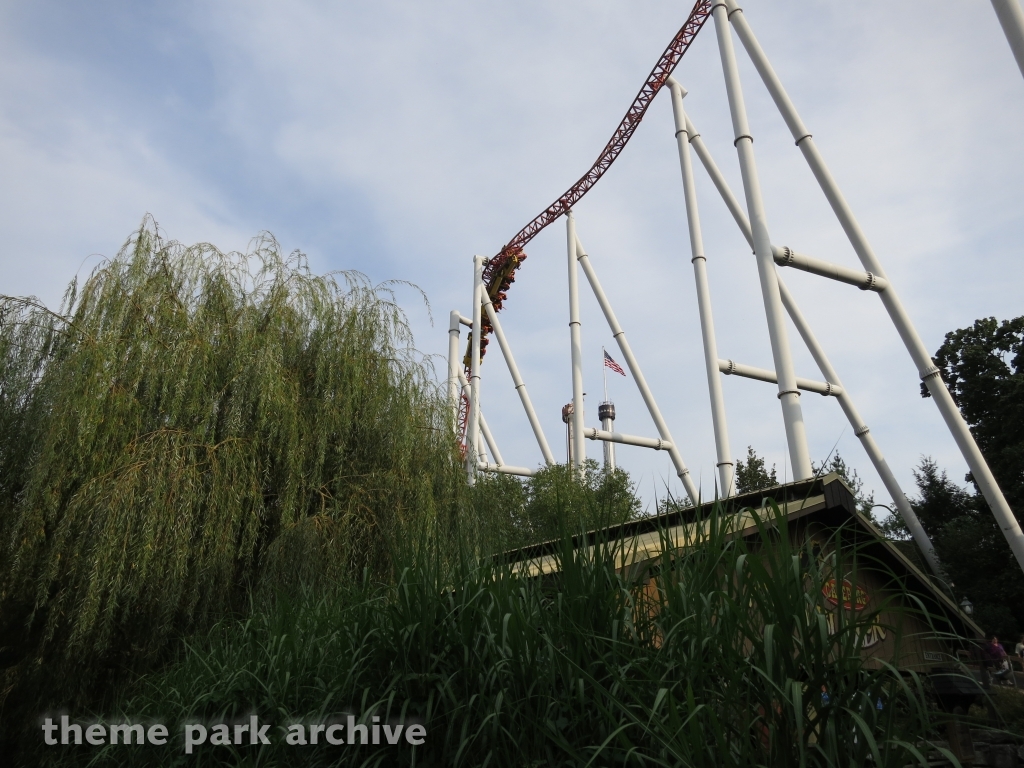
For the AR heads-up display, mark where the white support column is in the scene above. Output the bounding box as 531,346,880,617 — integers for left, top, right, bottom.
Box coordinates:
575,234,700,504
482,298,556,465
683,113,754,248
566,212,587,473
668,78,735,497
478,410,503,468
447,310,462,416
991,0,1024,82
713,2,812,480
677,111,942,573
467,256,485,486
726,0,1024,575
457,366,505,469
777,279,942,578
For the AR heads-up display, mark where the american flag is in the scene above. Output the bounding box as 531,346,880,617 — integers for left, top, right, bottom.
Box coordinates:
603,349,626,377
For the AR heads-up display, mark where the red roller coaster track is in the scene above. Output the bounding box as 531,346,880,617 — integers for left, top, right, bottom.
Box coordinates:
460,1,712,448
473,1,711,342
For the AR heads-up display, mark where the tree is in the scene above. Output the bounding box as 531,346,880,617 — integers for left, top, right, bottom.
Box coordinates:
734,446,778,495
911,315,1024,637
0,221,466,738
890,458,1024,638
923,315,1024,515
469,460,642,552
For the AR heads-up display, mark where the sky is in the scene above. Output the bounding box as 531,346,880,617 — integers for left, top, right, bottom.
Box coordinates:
1,0,1022,518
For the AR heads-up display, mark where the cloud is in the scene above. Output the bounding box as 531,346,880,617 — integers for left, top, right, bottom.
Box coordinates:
1,0,1022,512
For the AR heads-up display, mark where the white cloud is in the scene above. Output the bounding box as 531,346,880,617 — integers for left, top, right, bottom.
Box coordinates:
1,0,1022,516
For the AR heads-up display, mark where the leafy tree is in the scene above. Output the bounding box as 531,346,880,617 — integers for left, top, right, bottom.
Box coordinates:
923,315,1024,514
0,221,465,747
908,315,1024,637
880,458,1024,638
470,460,641,551
734,445,778,495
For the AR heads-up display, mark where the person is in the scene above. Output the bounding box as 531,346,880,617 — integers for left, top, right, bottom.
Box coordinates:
1015,634,1024,664
980,636,1011,688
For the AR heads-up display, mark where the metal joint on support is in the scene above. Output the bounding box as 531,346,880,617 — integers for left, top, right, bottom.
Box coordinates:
920,366,942,381
854,425,870,437
776,389,800,400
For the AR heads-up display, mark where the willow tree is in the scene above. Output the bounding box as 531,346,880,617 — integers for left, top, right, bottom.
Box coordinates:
0,220,464,707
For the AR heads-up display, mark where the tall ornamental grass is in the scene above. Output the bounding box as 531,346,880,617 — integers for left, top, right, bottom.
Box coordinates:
0,220,464,727
50,502,956,768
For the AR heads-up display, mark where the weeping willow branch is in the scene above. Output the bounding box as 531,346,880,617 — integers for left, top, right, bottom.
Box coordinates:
0,218,464,684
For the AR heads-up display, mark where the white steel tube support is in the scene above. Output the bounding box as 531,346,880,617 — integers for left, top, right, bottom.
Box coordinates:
678,113,941,574
601,413,616,471
482,299,556,465
584,428,674,452
575,234,700,504
467,256,485,486
566,212,587,473
718,359,842,397
713,3,812,480
668,78,735,497
684,113,754,248
726,0,1024,574
777,278,942,578
460,366,503,468
478,409,503,468
447,310,462,415
457,366,504,469
992,0,1024,82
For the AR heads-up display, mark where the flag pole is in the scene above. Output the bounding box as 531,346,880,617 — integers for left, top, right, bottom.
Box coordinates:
602,346,609,402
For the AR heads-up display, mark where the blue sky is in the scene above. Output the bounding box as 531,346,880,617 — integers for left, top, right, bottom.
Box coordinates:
2,1,1023,515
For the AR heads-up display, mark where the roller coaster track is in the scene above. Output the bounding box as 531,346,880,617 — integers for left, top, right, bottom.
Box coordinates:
459,1,711,451
465,0,712,374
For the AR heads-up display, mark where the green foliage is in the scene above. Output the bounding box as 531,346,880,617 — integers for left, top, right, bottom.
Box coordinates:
892,313,1024,639
885,458,1024,639
46,502,947,767
0,220,465,728
923,315,1024,513
468,459,641,552
734,445,778,495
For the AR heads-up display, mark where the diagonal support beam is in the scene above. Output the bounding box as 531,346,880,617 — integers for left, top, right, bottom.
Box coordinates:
677,92,942,575
574,232,700,504
481,293,555,465
725,0,1024,575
